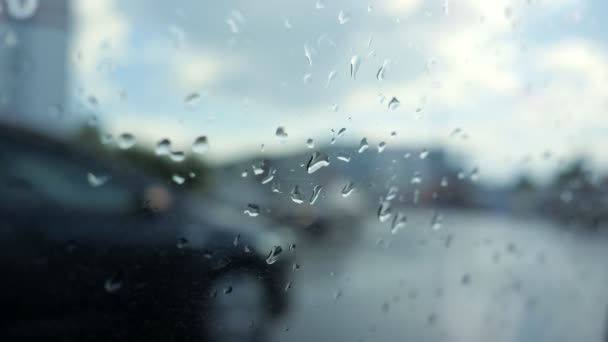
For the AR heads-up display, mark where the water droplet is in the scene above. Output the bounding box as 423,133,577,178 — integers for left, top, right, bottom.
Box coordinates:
440,176,449,187
368,4,374,12
413,189,420,204
306,138,315,149
337,152,351,163
307,151,330,174
284,18,292,29
226,10,246,34
176,237,189,249
261,168,275,185
315,0,325,10
331,104,340,112
391,213,407,234
337,127,347,138
419,149,429,159
100,134,113,145
172,174,186,185
184,92,201,109
292,263,301,271
341,181,356,197
457,169,465,180
155,139,171,155
6,0,39,20
431,211,443,230
377,201,392,222
87,172,109,187
377,141,387,153
266,246,283,264
358,138,369,153
290,186,304,204
388,97,400,111
403,152,411,159
302,73,312,83
117,133,136,150
244,204,260,217
192,136,209,154
104,272,123,293
284,281,292,292
376,59,391,81
276,126,288,143
338,10,351,24
309,185,323,205
169,151,186,162
470,167,480,182
304,44,313,66
350,55,361,79
334,289,343,300
271,181,281,193
233,234,240,247
450,128,461,138
411,171,422,184
224,286,233,294
322,70,337,89
385,186,399,201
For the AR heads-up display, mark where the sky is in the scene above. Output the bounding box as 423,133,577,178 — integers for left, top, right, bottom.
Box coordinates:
66,0,608,184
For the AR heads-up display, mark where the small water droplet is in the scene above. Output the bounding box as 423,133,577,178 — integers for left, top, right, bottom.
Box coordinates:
244,204,260,217
315,0,325,10
337,127,347,138
271,181,281,193
337,152,351,162
377,201,392,222
385,186,399,201
358,138,369,153
304,44,313,66
338,10,351,24
388,97,400,111
377,141,387,153
306,138,315,149
169,151,186,162
341,181,356,197
225,10,246,34
457,169,465,180
276,126,288,143
176,237,189,249
376,59,391,81
155,138,171,155
192,136,209,154
368,4,374,12
284,18,292,29
290,186,305,204
326,70,337,88
391,212,407,234
224,286,233,294
292,263,301,271
450,128,462,138
431,211,443,230
419,149,429,159
334,289,343,300
440,176,449,187
104,272,123,293
350,55,361,79
172,174,185,185
184,92,201,109
6,0,39,20
332,103,340,112
470,167,480,182
307,151,330,174
266,245,283,264
309,185,323,205
100,134,113,145
413,189,420,204
302,73,312,83
87,172,109,187
411,171,422,184
117,133,136,150
284,281,292,292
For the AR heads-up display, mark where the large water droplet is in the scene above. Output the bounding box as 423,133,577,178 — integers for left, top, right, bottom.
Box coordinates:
266,246,283,264
192,136,209,154
377,201,392,222
388,97,400,111
309,185,323,205
307,151,330,174
341,181,356,197
276,126,288,143
337,152,351,163
87,172,109,187
104,272,123,293
391,213,407,234
155,138,171,155
244,204,260,217
306,138,315,149
338,10,351,24
377,141,387,153
350,55,361,79
290,186,304,204
376,59,391,81
6,0,39,20
117,133,136,150
326,70,337,88
358,138,369,153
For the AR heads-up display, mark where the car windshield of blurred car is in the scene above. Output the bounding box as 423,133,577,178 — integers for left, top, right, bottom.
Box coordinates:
1,1,608,342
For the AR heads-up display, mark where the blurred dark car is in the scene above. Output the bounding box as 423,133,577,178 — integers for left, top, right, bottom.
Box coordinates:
0,125,290,341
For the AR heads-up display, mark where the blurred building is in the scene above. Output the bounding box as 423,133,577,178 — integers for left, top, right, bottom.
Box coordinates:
0,0,69,130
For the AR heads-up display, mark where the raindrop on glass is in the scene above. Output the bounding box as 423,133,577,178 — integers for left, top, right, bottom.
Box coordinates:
306,138,315,149
337,127,347,138
224,286,233,294
266,245,283,264
309,185,323,205
155,138,171,155
470,167,479,182
5,0,39,20
192,136,209,154
326,70,337,88
341,181,356,197
440,176,449,187
385,186,399,201
332,103,340,112
350,55,361,79
117,133,136,150
169,151,186,162
377,141,387,153
104,272,123,293
184,92,201,109
290,186,304,204
388,97,400,111
284,18,292,29
303,73,312,83
377,201,392,222
337,152,351,163
244,204,260,217
391,213,407,234
315,0,325,10
172,174,186,185
358,138,369,153
431,211,443,230
307,151,330,174
87,172,109,187
411,172,422,184
338,10,351,24
176,237,189,249
419,149,429,159
304,44,313,66
376,59,391,81
275,126,288,143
